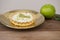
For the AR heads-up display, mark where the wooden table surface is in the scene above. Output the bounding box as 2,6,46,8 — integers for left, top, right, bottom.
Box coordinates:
0,19,60,40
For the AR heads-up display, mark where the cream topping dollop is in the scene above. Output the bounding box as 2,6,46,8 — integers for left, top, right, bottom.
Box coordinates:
11,12,33,23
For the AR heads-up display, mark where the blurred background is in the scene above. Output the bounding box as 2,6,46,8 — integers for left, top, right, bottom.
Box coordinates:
0,0,60,14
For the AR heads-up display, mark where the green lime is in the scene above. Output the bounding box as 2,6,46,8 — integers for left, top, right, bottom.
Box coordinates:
40,4,56,18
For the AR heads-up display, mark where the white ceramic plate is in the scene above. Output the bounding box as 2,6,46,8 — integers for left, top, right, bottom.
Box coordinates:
0,10,45,29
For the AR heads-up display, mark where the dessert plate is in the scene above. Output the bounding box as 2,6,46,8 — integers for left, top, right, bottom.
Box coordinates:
0,10,45,29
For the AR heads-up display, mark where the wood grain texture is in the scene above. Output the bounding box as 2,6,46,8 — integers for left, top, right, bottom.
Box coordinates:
0,19,60,40
0,31,60,40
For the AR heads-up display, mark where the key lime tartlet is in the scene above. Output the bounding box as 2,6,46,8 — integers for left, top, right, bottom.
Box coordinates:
9,12,35,27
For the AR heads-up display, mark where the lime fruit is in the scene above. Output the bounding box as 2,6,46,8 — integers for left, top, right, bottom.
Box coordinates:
40,4,56,18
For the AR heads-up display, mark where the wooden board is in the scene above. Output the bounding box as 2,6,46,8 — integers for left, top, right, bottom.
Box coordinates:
0,19,60,40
